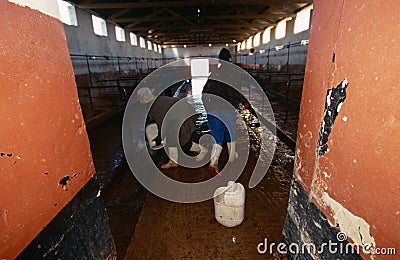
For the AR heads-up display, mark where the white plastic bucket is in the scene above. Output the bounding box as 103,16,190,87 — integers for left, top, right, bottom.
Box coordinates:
213,181,245,227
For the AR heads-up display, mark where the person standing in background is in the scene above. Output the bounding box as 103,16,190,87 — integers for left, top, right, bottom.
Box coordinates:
202,48,251,176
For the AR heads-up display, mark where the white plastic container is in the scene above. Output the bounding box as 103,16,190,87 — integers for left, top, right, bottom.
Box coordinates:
213,181,245,227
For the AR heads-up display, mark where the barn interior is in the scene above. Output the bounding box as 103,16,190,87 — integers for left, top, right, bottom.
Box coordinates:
0,0,399,259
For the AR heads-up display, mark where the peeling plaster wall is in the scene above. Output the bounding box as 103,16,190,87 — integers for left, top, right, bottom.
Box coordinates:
0,1,95,258
285,0,400,258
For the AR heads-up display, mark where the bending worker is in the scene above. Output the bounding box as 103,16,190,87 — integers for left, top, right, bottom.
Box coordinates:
137,87,208,169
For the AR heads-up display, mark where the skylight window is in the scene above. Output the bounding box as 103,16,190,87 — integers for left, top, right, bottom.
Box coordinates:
57,0,78,26
140,37,146,48
115,26,125,42
147,40,153,50
130,33,138,46
253,32,261,47
294,5,313,34
246,37,253,49
92,15,107,36
262,27,271,44
275,18,290,40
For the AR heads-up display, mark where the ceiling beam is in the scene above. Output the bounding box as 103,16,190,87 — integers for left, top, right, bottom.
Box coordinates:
71,0,313,46
130,24,262,32
125,8,168,29
107,8,133,19
161,40,239,45
166,9,196,26
160,34,241,42
108,0,153,19
159,32,250,42
159,32,248,38
113,14,270,23
155,32,251,38
78,0,269,9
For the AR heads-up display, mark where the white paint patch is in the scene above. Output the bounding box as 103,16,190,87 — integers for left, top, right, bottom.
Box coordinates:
321,192,375,247
337,102,343,113
297,173,302,182
342,116,348,122
8,0,61,20
326,90,332,107
304,131,313,148
294,151,302,182
322,172,330,178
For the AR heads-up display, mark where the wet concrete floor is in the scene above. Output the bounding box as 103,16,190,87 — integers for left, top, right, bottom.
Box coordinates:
87,113,147,258
88,93,298,259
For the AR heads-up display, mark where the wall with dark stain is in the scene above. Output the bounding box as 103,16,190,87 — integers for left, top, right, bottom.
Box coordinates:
0,1,95,258
286,0,399,258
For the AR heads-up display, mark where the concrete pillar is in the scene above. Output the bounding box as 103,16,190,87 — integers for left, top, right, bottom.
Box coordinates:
0,1,96,258
284,0,400,258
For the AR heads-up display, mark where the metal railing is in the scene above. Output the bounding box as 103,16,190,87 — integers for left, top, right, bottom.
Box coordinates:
69,45,306,149
70,54,172,108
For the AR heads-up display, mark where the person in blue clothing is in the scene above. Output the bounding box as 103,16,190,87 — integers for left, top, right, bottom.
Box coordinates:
202,48,251,176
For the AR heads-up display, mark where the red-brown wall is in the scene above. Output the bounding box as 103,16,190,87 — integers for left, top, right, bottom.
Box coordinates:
0,1,95,258
295,0,399,257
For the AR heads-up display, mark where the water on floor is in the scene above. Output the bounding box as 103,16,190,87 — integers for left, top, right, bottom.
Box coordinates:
88,84,298,259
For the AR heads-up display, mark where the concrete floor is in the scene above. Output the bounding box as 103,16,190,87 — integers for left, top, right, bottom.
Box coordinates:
87,87,298,259
124,141,293,259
